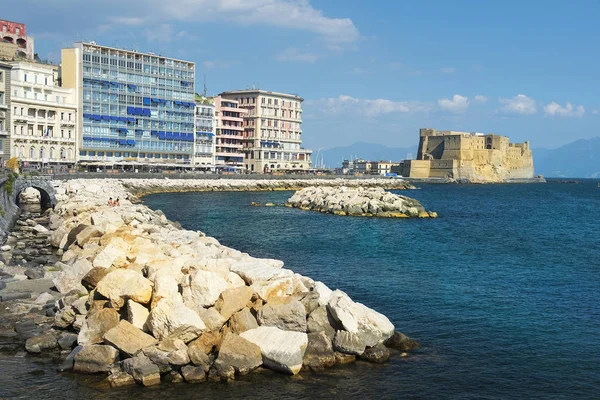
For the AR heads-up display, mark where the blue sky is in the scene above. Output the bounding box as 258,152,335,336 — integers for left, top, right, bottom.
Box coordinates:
4,0,599,152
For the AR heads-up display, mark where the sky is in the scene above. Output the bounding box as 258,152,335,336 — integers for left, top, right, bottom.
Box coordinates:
4,0,599,152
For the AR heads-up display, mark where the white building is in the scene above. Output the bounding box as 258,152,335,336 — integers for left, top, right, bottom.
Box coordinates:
0,62,12,163
194,96,216,170
10,61,78,168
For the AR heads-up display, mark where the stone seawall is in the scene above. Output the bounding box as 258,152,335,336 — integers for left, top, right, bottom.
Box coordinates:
10,178,418,388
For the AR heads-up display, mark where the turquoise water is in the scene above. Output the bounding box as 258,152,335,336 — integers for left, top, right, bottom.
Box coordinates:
1,181,599,399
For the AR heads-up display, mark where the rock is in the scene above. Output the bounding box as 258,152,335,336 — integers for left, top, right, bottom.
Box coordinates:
313,281,333,306
122,354,161,386
103,320,158,357
77,307,120,345
24,268,44,280
181,365,207,383
72,296,89,315
228,308,258,334
0,245,11,252
327,290,395,347
188,331,222,355
58,332,79,350
32,224,49,234
25,333,58,353
146,299,206,342
214,333,262,377
54,307,77,328
334,351,356,365
151,272,182,308
303,332,336,371
384,331,420,351
96,269,153,308
163,370,184,384
188,344,211,368
73,345,119,374
252,277,295,301
157,337,190,366
127,300,150,331
240,326,308,375
108,371,136,388
333,331,366,355
57,345,84,372
215,286,253,320
196,307,226,332
231,260,292,285
359,343,390,363
307,306,338,339
92,237,130,269
64,224,89,249
90,210,124,230
183,270,232,309
75,226,104,246
299,291,320,315
208,362,235,382
82,267,110,290
34,292,55,305
257,299,307,332
52,270,88,295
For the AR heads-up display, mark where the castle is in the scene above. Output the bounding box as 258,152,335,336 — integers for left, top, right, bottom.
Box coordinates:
398,129,534,182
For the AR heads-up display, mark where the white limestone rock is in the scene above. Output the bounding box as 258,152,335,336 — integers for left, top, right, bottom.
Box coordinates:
240,326,308,375
182,270,232,309
127,299,150,331
147,299,206,343
96,269,153,308
230,260,292,285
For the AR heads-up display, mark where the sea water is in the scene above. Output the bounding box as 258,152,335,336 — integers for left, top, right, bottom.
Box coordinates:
1,181,598,399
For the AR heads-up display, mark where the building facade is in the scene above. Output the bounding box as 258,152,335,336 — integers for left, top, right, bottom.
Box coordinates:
214,96,246,171
10,61,78,168
399,128,534,181
0,62,12,162
194,96,215,170
61,42,196,169
219,89,311,173
0,20,34,60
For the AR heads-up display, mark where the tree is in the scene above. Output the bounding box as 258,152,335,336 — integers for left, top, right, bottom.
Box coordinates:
6,157,19,173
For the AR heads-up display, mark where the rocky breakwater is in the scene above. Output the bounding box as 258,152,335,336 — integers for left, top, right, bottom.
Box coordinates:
122,177,415,197
20,179,418,387
286,186,437,218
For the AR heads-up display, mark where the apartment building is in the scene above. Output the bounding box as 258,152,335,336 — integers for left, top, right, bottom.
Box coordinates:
0,62,11,162
219,89,311,173
10,61,78,168
61,42,196,168
194,96,215,169
214,96,246,171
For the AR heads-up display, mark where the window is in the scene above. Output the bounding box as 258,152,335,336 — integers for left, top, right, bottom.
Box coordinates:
0,71,3,82
68,113,72,121
24,73,27,82
61,112,64,120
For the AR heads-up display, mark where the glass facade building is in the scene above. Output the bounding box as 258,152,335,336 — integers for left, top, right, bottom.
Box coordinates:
61,42,196,167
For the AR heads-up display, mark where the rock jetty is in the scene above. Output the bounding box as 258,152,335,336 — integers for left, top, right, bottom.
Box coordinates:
12,179,418,387
286,186,437,218
122,177,415,197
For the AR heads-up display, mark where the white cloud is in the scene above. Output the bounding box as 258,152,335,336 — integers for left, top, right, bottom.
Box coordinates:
202,60,238,70
307,95,431,117
437,94,487,114
107,0,359,44
543,102,585,118
441,67,455,74
498,94,537,115
274,47,320,63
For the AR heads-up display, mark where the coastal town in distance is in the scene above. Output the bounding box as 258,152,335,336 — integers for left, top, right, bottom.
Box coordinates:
0,3,599,400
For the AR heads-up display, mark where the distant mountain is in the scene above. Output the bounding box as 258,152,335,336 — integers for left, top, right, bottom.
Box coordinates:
534,137,600,178
319,142,418,168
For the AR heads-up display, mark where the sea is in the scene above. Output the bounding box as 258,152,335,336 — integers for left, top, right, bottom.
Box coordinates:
1,180,599,399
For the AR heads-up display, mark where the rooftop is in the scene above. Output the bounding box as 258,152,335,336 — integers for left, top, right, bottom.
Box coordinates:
76,41,195,67
220,89,303,102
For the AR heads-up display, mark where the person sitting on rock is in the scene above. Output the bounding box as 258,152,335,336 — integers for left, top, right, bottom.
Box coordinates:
114,198,120,207
108,197,114,206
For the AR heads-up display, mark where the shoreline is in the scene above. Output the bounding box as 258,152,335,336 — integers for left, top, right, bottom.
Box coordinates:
0,178,419,388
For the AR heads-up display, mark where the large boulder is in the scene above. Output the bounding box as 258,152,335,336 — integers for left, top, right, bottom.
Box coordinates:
230,260,291,285
77,307,120,346
127,300,150,331
25,333,58,353
215,286,253,320
146,299,206,342
92,237,130,269
384,331,420,351
122,354,161,386
359,343,390,363
103,320,157,357
251,277,295,302
240,326,308,375
73,345,119,374
228,308,258,334
75,226,104,246
188,331,222,355
257,299,307,332
302,331,336,371
307,306,338,339
196,307,226,332
333,330,366,355
151,272,182,308
96,269,153,308
327,290,394,347
82,267,111,291
183,270,232,309
52,259,93,294
212,333,262,378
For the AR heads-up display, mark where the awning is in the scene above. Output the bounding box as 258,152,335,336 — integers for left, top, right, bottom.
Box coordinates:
126,140,135,145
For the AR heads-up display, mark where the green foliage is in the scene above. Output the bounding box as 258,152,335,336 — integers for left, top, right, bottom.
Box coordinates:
0,204,5,217
5,172,19,196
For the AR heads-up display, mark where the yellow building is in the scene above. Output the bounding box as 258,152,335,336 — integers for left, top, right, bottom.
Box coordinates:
399,128,534,182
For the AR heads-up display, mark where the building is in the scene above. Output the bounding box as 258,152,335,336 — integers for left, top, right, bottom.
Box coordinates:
0,20,34,60
219,89,311,173
0,62,12,162
194,95,216,170
61,42,196,169
354,159,374,175
10,61,78,168
214,96,246,171
399,128,534,181
376,161,400,176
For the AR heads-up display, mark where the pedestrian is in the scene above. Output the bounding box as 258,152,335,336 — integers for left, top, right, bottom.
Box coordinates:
114,198,120,207
108,197,114,206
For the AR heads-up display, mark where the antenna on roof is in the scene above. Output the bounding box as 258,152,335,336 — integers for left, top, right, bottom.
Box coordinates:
203,74,207,97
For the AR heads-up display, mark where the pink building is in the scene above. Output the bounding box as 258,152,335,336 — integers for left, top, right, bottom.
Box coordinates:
214,96,247,171
0,20,34,60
